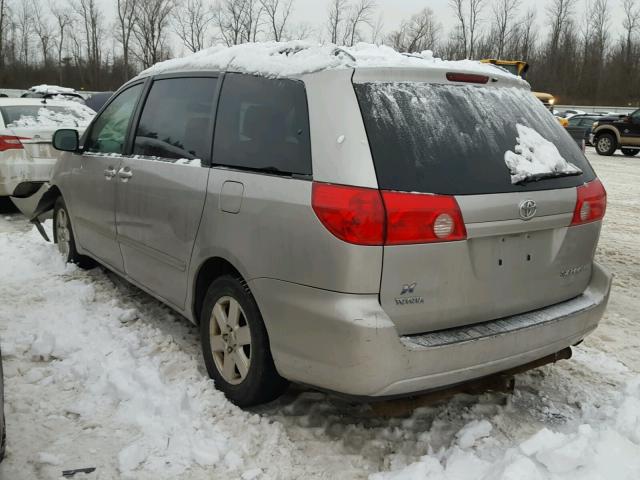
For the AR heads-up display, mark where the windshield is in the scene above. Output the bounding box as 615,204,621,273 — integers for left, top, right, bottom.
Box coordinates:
0,105,94,128
353,83,595,195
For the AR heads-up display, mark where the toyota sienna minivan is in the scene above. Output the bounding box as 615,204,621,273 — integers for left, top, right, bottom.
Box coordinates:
34,43,612,406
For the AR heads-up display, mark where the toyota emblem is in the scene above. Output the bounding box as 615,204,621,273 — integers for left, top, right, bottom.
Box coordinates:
519,200,537,221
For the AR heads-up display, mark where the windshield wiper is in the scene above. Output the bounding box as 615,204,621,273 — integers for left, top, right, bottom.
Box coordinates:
516,170,582,185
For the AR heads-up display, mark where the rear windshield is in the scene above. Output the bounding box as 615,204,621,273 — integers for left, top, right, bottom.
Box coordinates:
0,105,94,128
354,83,595,195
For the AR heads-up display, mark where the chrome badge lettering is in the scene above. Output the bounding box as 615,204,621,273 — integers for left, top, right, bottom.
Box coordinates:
396,282,424,306
560,265,588,278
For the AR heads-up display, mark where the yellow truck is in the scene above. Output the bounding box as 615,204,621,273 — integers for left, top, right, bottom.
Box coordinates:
480,60,558,108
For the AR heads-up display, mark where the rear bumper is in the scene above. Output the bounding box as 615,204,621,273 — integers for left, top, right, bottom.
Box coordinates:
251,262,612,397
0,156,55,196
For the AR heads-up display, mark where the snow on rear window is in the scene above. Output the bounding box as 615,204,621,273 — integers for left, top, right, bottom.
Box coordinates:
505,124,582,184
3,103,95,128
354,83,595,195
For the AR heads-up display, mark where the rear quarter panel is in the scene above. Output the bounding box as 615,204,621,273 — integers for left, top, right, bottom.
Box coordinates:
189,169,384,299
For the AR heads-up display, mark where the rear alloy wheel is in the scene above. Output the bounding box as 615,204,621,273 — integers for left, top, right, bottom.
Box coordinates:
200,276,288,407
53,197,96,269
595,133,617,156
621,148,639,157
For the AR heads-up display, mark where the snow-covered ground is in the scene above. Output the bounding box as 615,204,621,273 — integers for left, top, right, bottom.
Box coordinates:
0,148,638,479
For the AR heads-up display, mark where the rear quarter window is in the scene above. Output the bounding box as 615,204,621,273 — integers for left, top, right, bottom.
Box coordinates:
213,73,312,176
354,83,595,195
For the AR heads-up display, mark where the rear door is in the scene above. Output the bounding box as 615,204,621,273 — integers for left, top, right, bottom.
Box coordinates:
354,80,600,335
69,83,145,272
115,75,219,308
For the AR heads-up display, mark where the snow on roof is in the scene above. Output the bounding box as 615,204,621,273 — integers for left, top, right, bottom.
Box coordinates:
139,41,517,80
28,84,78,95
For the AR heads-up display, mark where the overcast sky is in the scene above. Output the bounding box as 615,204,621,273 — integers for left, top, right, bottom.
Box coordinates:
97,0,629,56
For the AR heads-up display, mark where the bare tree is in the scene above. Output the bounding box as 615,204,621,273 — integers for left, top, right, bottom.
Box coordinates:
290,21,314,41
133,0,174,68
547,0,577,57
175,0,214,52
327,0,348,44
449,0,486,58
0,0,8,68
69,0,103,86
370,14,384,44
491,0,521,59
388,8,441,53
622,0,640,63
240,0,263,42
215,0,250,46
516,8,537,59
50,2,72,84
116,0,137,80
342,0,376,47
15,1,35,64
32,0,54,65
260,0,293,41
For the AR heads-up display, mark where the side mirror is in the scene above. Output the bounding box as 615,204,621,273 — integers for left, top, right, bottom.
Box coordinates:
52,129,79,152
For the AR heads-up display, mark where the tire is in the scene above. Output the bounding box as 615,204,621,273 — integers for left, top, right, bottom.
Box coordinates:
621,148,639,157
53,197,96,269
200,275,288,407
594,133,617,156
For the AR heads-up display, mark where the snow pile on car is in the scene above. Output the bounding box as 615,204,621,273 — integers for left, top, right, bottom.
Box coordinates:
7,103,95,129
140,41,512,80
504,124,582,184
27,84,78,96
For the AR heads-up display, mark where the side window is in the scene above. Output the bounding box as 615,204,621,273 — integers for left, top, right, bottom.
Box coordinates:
84,84,143,154
133,77,218,163
213,73,312,176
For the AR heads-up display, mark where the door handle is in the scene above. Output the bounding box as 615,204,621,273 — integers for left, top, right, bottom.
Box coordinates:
104,167,117,180
118,167,133,182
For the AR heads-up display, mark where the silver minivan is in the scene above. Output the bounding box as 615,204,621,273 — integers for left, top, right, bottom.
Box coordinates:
37,46,612,406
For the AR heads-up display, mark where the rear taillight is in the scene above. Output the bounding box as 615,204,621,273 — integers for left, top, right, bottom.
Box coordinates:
571,179,606,226
312,182,467,246
446,72,489,84
382,191,467,245
311,183,385,245
0,135,28,152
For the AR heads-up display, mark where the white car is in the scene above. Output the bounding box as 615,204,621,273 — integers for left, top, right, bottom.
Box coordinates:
0,98,94,197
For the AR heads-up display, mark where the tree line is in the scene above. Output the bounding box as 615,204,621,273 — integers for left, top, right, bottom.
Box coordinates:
0,0,638,106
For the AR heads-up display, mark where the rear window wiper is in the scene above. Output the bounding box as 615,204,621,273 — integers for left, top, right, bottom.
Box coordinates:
516,170,582,185
212,164,311,179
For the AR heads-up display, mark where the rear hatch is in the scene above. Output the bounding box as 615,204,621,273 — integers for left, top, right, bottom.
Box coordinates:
353,77,602,335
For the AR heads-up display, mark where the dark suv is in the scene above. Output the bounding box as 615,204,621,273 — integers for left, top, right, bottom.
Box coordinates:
591,109,640,156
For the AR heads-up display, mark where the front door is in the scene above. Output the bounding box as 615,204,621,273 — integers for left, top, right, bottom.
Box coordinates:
116,76,219,308
70,83,145,272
